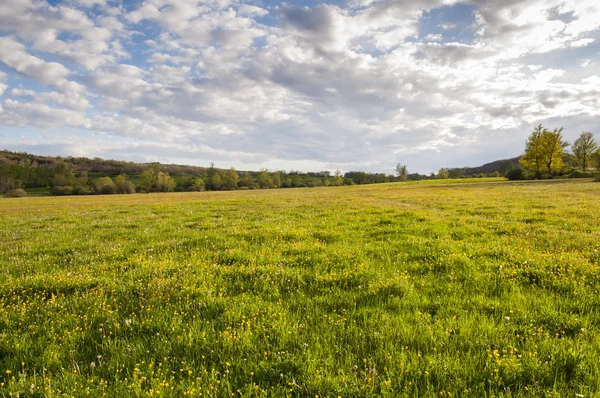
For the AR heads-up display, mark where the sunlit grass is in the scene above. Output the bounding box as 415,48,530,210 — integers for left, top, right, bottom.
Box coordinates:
1,179,599,396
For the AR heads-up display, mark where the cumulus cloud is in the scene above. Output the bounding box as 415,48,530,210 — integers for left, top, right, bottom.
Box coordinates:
0,71,7,97
1,0,600,173
0,0,126,70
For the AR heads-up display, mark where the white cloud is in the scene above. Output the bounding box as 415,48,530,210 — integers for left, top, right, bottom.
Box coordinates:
0,0,126,70
424,33,443,42
0,36,71,85
0,71,7,97
1,0,600,173
0,99,90,130
0,36,89,109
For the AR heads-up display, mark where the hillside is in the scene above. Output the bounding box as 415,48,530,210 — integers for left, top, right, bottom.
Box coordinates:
461,157,521,175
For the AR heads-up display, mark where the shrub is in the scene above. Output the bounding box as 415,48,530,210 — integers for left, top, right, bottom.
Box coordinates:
50,186,73,195
95,177,116,194
3,188,27,198
72,183,91,195
568,170,595,179
505,168,526,180
100,184,116,194
115,181,135,194
174,187,184,192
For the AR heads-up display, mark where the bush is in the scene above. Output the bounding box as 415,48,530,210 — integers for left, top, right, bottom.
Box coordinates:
95,177,116,194
174,187,184,192
3,188,27,198
505,168,526,180
100,184,116,194
72,183,90,195
567,170,595,179
50,186,74,195
115,181,135,194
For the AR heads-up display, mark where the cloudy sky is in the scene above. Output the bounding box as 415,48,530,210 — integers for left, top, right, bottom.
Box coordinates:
0,0,599,173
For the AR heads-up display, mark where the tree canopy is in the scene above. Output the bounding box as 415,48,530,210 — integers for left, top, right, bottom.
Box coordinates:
520,125,569,177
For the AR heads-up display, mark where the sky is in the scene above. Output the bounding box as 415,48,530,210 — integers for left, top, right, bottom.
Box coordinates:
0,0,599,174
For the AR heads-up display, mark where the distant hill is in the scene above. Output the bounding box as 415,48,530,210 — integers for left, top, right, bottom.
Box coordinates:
460,157,521,175
0,149,210,177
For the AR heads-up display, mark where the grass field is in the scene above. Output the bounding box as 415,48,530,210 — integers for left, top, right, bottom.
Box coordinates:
1,179,600,397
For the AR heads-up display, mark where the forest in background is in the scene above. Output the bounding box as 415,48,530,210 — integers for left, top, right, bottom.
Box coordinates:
1,126,599,197
0,150,504,197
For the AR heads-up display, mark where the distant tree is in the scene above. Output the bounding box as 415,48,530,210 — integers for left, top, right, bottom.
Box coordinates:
520,125,569,177
506,168,525,180
290,174,305,187
210,173,222,190
447,168,464,179
114,174,135,194
0,174,20,193
437,168,449,179
223,168,239,190
76,171,89,187
156,172,176,192
240,172,254,189
52,170,75,187
321,176,331,187
331,170,343,186
95,176,116,194
498,160,516,175
572,132,598,172
176,175,194,191
281,177,292,188
272,172,282,188
140,168,157,192
303,174,317,187
395,163,409,181
592,150,600,170
257,169,273,189
192,177,205,191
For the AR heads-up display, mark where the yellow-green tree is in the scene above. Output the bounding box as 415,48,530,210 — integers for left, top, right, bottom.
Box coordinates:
437,168,449,179
223,168,239,190
520,125,569,177
257,169,273,189
572,132,598,172
192,177,205,191
114,174,135,194
395,163,408,181
156,172,176,192
139,168,157,192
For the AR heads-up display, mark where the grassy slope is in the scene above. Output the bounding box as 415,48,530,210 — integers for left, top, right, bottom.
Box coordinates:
1,179,599,397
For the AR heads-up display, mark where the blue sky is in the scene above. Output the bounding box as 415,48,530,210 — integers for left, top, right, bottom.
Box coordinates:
1,0,599,173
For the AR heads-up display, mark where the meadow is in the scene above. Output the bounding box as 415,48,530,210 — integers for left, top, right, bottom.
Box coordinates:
1,179,600,397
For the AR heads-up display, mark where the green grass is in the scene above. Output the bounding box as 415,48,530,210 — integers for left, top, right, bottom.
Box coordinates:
1,179,599,397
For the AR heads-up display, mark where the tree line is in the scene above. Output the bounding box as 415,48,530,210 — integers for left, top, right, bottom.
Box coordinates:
0,151,411,197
